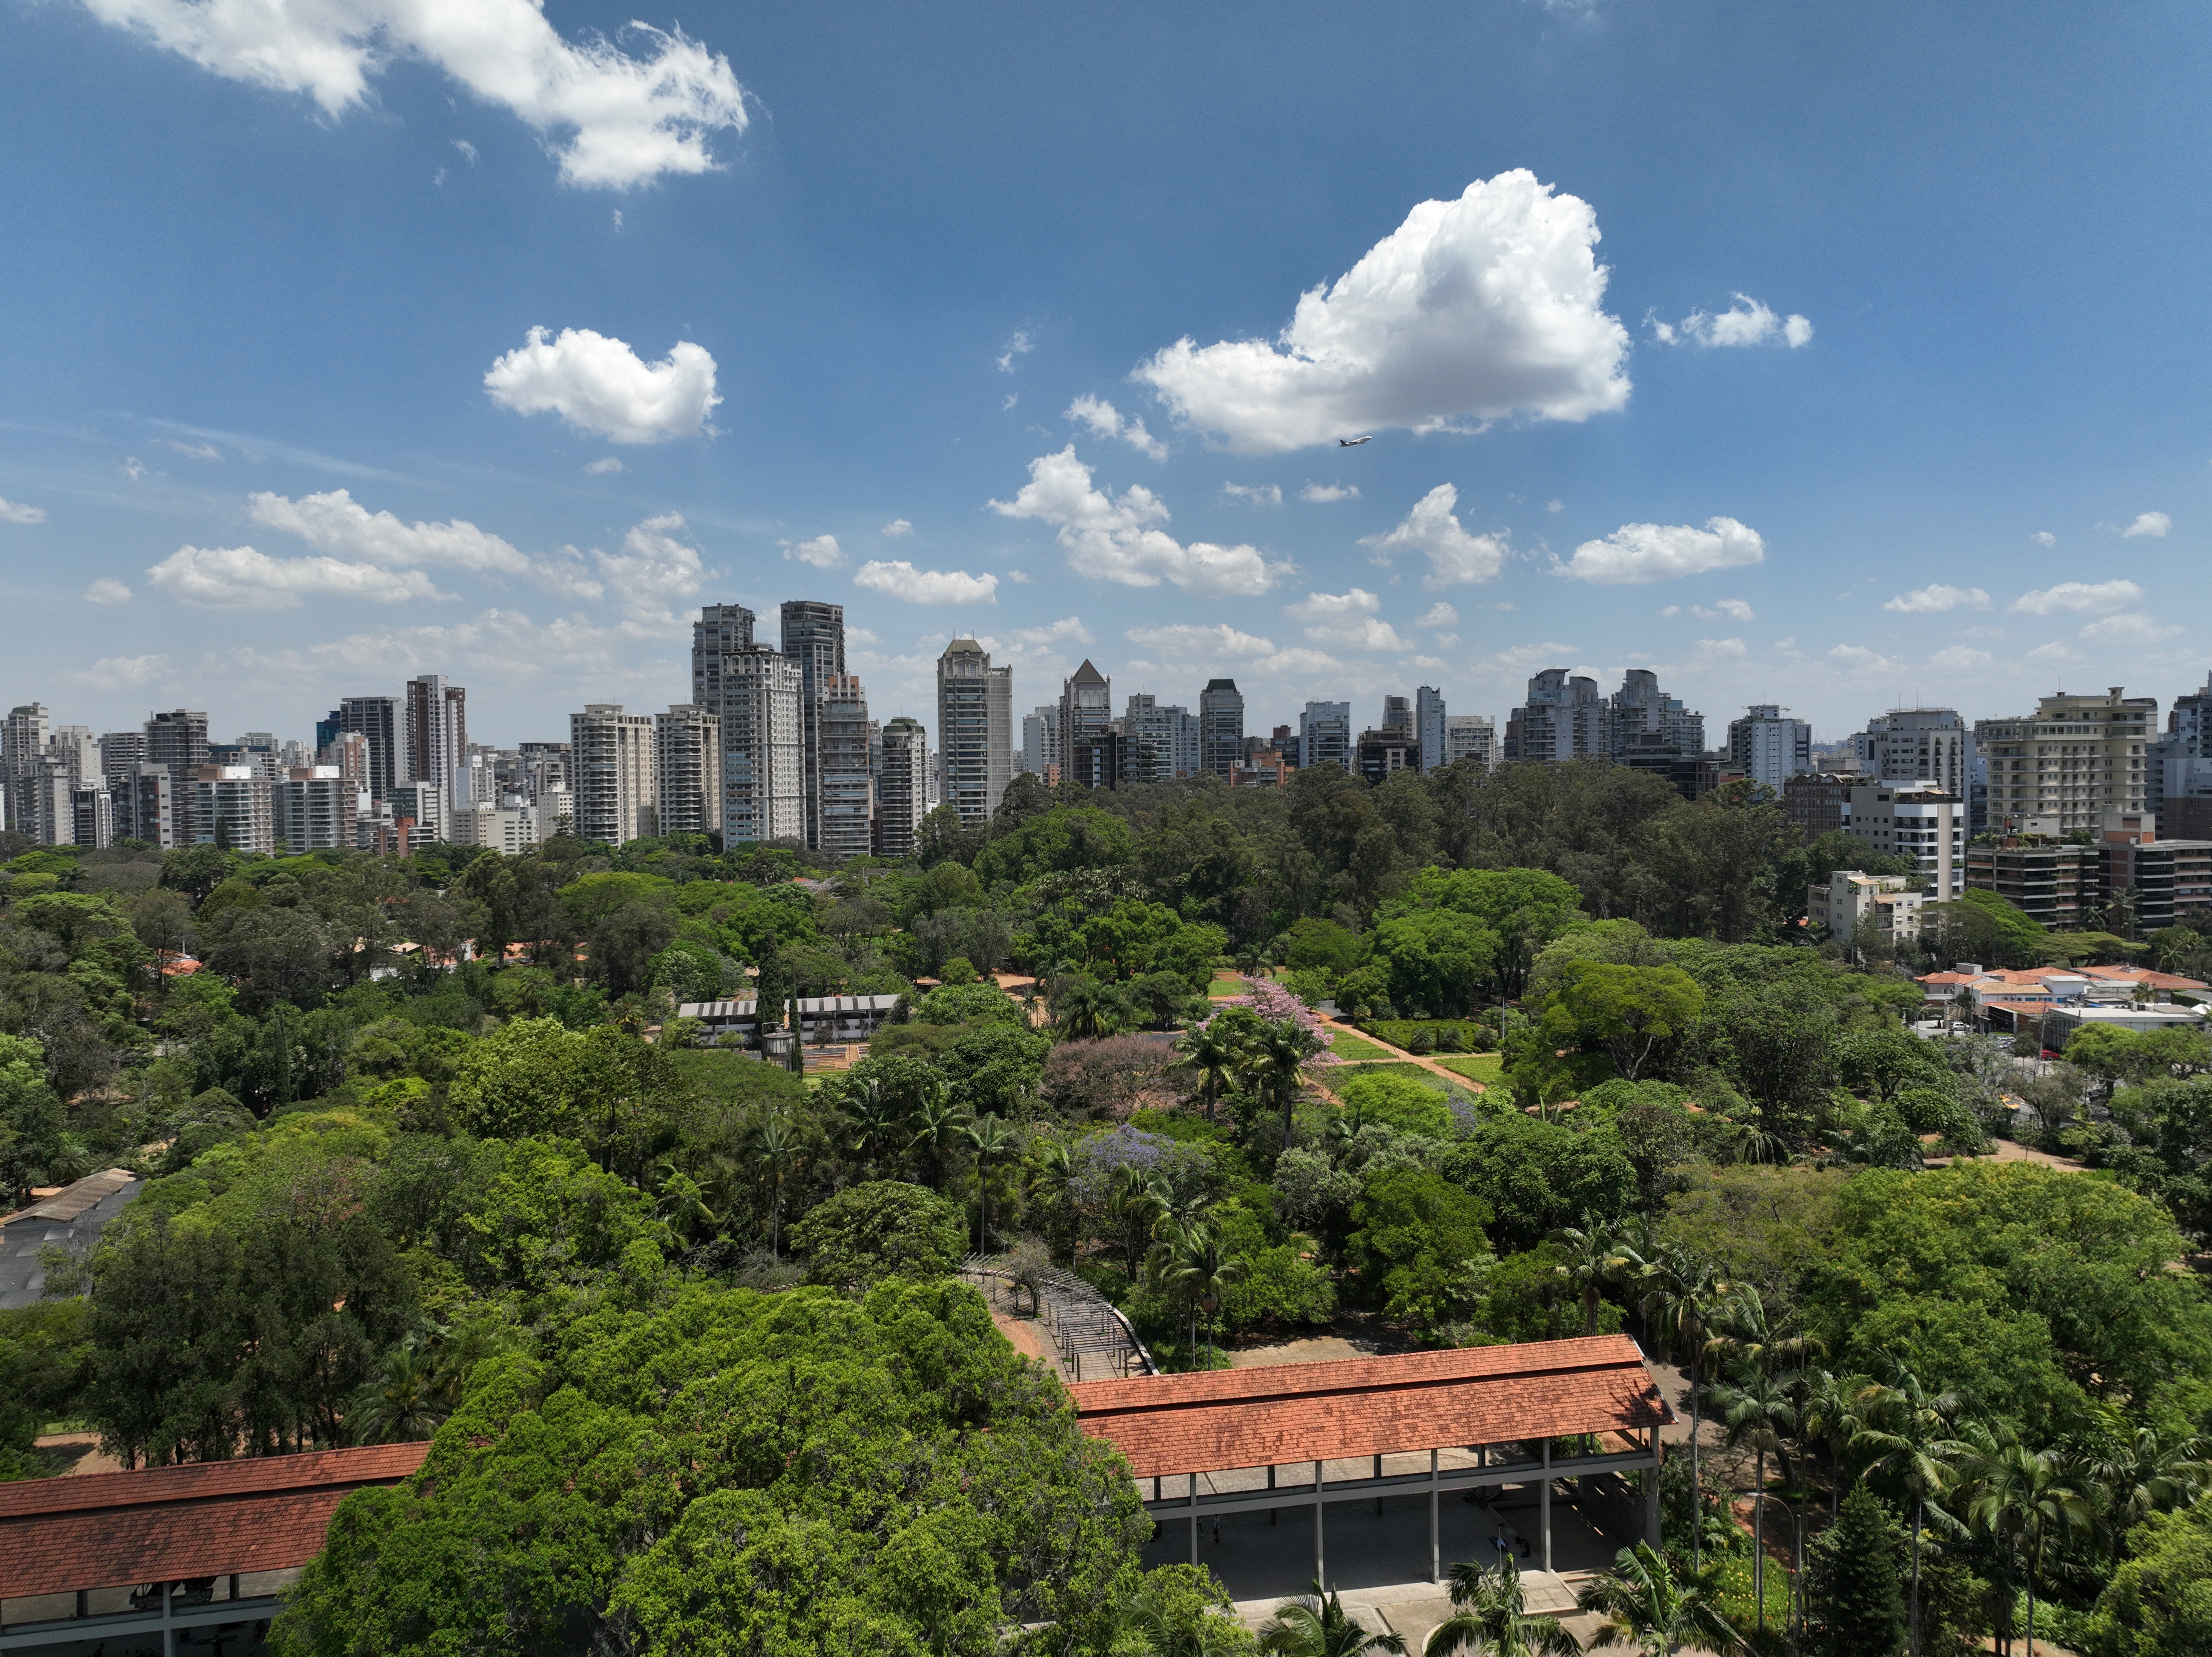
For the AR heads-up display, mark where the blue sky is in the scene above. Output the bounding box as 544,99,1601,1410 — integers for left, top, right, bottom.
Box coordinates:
3,0,2209,749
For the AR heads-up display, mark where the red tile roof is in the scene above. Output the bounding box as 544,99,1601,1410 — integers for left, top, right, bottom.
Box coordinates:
0,1443,428,1598
1067,1335,1669,1479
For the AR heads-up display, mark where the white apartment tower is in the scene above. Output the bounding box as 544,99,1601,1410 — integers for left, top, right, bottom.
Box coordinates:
936,638,1013,825
1727,705,1814,793
273,767,361,853
1415,686,1447,774
569,705,658,846
1444,714,1496,771
690,604,757,709
1852,707,1973,798
1300,702,1352,773
654,705,723,839
719,647,805,845
779,599,845,851
406,675,467,811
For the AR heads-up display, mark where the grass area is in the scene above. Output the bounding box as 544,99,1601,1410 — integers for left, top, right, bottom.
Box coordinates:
1432,1052,1506,1084
1318,1029,1396,1062
1336,1060,1481,1100
1206,975,1248,998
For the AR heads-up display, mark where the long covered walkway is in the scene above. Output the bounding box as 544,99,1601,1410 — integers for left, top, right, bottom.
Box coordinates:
1070,1334,1670,1590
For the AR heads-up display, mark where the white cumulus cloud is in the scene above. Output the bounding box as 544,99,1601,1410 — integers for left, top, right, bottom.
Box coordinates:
247,488,532,573
584,456,625,475
1299,482,1359,503
1695,638,1748,658
1221,482,1282,507
1827,643,1904,674
1066,395,1166,460
1929,645,1994,671
782,534,845,570
1418,602,1460,628
2080,612,2183,643
1884,583,1991,614
1284,589,1405,652
2120,511,2171,539
485,327,719,443
996,330,1034,373
1125,623,1278,660
881,518,913,538
2031,530,2056,547
1650,294,1812,349
1002,617,1093,649
83,578,133,606
0,495,48,524
587,514,704,624
853,560,997,606
147,545,447,609
988,447,1289,596
1564,516,1765,584
67,653,170,689
2010,579,2142,615
1134,169,1630,454
1359,483,1508,587
80,2,747,188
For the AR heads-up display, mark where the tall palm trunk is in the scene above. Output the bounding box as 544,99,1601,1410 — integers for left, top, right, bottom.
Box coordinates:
1687,1352,1703,1571
1752,1448,1766,1631
1909,1494,1924,1657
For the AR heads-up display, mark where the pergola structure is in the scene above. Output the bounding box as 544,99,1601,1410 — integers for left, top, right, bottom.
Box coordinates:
0,1443,429,1654
1069,1334,1669,1584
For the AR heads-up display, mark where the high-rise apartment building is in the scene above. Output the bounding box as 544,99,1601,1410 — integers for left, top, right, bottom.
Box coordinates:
1199,679,1245,779
719,648,805,845
780,600,845,850
654,705,723,839
1850,707,1973,798
1415,687,1446,774
1020,704,1059,778
335,696,405,804
191,765,274,853
1504,671,1604,762
1381,694,1412,734
2150,670,2212,831
691,604,757,709
1612,670,1705,757
71,784,114,851
110,764,174,848
273,767,361,853
100,730,146,781
1122,694,1199,782
569,705,658,847
1300,702,1352,774
1727,705,1814,793
937,638,1013,824
4,703,47,838
1444,714,1495,770
386,782,447,842
817,675,874,859
16,757,75,846
876,717,929,857
47,726,98,784
405,675,467,808
145,708,210,842
1058,660,1113,770
1845,781,1965,901
1976,687,2157,836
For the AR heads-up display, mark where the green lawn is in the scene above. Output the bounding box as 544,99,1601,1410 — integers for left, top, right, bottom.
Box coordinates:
1318,1029,1395,1062
1432,1052,1505,1084
1206,975,1248,999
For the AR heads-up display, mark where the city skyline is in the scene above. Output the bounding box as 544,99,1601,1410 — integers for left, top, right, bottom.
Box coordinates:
3,5,2209,743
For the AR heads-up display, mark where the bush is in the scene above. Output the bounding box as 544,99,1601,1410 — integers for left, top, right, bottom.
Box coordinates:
1362,1019,1493,1055
1039,1036,1180,1120
789,1180,967,1290
1334,1070,1455,1139
1346,1169,1491,1332
912,981,1026,1027
1220,1246,1337,1332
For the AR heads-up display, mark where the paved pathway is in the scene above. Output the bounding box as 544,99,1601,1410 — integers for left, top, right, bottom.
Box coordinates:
1309,1010,1491,1094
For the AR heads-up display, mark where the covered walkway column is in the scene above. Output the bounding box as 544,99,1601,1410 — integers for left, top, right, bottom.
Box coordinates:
1428,1448,1440,1583
1540,1439,1553,1572
1313,1460,1325,1584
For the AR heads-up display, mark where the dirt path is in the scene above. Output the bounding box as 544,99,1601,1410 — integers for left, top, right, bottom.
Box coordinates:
990,1307,1066,1378
1310,1010,1489,1094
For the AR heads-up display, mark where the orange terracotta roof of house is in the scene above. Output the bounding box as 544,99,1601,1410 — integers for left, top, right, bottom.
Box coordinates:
1067,1335,1668,1479
0,1443,429,1598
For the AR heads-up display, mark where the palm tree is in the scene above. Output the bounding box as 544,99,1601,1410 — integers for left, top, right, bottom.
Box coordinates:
1111,1570,1250,1656
1853,1363,1966,1657
1053,974,1128,1040
1257,1583,1408,1656
1247,1018,1325,1144
1545,1221,1620,1338
1578,1543,1743,1657
1425,1557,1579,1657
1959,1427,2094,1657
745,1111,803,1258
2072,1406,2212,1548
960,1113,1016,1253
1636,1247,1736,1569
349,1345,448,1444
1152,1222,1243,1368
1801,1367,1885,1518
1110,1163,1167,1277
839,1074,904,1174
1172,1020,1243,1124
905,1084,972,1192
1708,1364,1797,1634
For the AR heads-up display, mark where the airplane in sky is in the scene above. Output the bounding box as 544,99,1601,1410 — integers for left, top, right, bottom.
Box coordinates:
1338,435,1372,447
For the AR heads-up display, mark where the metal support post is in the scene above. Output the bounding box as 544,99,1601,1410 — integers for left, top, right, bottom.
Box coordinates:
162,1581,174,1657
1429,1449,1441,1583
1646,1435,1664,1548
1375,1453,1384,1515
1313,1460,1325,1585
1268,1462,1277,1525
1190,1473,1199,1565
1540,1439,1553,1572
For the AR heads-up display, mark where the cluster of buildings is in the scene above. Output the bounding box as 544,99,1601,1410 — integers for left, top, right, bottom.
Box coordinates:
6,617,2210,936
